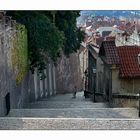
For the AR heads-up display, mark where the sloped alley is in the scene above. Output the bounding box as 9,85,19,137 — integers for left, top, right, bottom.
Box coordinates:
0,92,139,130
8,92,138,118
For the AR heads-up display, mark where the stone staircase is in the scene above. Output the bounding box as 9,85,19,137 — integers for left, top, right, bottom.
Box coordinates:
24,101,109,109
8,108,138,118
0,92,140,130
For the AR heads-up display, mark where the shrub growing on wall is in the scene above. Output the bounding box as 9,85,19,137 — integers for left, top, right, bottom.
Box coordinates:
11,24,28,85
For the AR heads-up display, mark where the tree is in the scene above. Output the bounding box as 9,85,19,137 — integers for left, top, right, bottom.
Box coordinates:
6,11,84,72
7,11,65,73
44,11,85,56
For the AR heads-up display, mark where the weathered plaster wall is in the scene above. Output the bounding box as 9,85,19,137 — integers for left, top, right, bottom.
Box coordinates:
112,69,140,94
56,53,83,94
112,97,139,108
120,79,140,94
111,68,140,108
96,57,104,93
78,47,88,90
112,68,120,94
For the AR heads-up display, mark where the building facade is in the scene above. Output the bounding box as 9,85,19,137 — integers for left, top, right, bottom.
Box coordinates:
99,41,140,108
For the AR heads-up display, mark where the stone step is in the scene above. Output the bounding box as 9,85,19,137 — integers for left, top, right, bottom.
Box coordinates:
24,101,109,109
8,108,138,118
0,117,140,130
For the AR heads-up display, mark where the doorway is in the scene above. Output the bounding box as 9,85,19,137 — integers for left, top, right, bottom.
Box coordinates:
5,93,10,115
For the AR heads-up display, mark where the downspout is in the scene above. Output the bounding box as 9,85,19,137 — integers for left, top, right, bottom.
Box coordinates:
109,66,113,107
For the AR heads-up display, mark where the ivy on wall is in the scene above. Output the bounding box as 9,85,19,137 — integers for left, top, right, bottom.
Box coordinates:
11,24,28,85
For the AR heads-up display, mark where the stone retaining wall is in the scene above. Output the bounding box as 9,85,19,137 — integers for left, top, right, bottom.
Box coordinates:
56,53,83,94
0,13,57,116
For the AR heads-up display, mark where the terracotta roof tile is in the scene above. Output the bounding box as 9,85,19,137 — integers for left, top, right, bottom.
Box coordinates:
100,41,120,65
99,41,140,78
117,46,140,78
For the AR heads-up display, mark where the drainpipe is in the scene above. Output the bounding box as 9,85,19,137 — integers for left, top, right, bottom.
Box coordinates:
109,67,113,107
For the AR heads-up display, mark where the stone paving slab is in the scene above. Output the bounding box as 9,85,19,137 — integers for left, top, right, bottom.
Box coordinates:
0,118,140,130
8,108,138,118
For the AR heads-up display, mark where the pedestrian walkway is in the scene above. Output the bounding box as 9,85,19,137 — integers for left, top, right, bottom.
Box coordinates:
0,91,139,130
9,91,138,118
23,91,109,109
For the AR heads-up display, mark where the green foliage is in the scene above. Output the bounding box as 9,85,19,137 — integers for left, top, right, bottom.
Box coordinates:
21,13,65,71
7,11,65,72
43,11,85,56
11,24,28,85
54,11,85,56
7,11,84,73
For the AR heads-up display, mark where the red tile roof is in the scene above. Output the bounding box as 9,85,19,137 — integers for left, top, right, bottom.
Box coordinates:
117,46,140,78
99,41,140,78
99,41,120,65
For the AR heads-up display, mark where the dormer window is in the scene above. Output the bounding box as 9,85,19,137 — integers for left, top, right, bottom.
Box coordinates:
138,54,140,65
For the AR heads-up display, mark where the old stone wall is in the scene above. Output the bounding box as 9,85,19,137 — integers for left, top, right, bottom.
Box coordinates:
0,14,57,116
0,15,33,116
56,53,83,94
